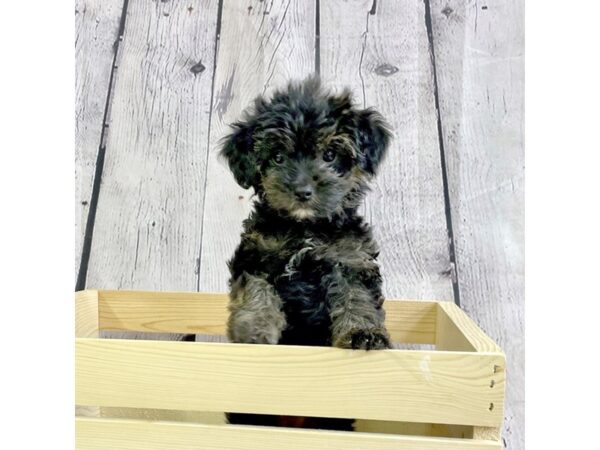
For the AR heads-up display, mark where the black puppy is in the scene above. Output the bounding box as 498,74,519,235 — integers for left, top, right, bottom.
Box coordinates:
221,77,392,429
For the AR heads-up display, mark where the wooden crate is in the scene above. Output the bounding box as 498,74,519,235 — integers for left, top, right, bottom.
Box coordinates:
75,290,505,449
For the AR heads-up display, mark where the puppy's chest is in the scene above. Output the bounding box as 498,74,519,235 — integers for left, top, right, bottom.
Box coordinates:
259,231,378,278
253,234,323,274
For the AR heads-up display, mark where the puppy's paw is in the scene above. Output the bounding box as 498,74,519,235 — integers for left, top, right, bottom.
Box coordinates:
334,328,391,350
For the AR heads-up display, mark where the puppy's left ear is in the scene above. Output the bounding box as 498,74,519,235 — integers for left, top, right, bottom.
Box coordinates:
355,109,392,175
220,122,258,189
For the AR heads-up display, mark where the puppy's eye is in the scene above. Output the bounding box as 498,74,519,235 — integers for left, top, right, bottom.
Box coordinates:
323,149,336,163
273,153,284,165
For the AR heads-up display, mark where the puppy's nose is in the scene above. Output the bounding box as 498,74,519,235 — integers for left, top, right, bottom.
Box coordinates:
294,185,313,201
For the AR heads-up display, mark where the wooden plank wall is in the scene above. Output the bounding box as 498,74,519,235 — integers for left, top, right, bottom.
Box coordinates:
86,0,219,293
428,1,525,447
75,0,123,275
75,1,524,447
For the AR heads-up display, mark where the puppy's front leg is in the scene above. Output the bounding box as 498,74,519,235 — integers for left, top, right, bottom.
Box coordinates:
227,272,287,344
326,267,391,350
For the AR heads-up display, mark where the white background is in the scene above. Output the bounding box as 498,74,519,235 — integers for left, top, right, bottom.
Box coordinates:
0,1,598,448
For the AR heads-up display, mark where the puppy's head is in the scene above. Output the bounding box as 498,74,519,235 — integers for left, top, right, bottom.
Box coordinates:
221,77,391,221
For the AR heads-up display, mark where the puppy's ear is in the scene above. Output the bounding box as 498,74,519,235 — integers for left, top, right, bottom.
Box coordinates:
355,109,392,175
220,123,258,189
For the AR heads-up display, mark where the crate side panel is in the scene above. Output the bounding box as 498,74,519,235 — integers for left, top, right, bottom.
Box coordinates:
76,339,504,426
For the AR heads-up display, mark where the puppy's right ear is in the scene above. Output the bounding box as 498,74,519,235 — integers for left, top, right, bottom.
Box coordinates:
220,123,258,189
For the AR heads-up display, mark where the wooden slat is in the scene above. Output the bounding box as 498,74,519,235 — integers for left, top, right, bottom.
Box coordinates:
83,408,472,438
429,1,524,447
85,408,474,436
385,299,437,344
76,339,504,426
75,0,123,274
97,290,228,335
319,0,453,300
85,0,218,292
92,290,436,344
198,0,316,292
75,417,501,450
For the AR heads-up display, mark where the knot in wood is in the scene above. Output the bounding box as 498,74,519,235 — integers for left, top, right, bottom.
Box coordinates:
374,63,399,77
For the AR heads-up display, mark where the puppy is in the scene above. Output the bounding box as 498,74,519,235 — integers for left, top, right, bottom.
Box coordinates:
221,77,392,429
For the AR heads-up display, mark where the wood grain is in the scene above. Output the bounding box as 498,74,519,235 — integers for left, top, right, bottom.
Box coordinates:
429,1,524,447
86,0,218,293
198,0,316,292
319,0,453,300
75,0,123,275
76,417,502,450
76,339,504,426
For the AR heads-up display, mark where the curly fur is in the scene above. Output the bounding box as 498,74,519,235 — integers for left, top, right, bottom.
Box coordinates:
227,273,287,344
221,77,392,429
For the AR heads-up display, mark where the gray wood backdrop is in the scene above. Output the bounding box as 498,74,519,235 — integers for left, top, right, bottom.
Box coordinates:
76,0,524,447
